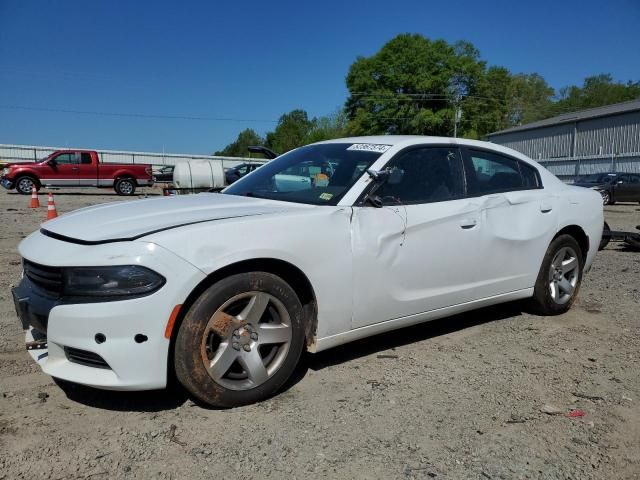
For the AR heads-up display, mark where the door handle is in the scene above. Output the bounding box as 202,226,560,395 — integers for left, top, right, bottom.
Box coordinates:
71,167,79,171
540,202,553,213
459,218,478,229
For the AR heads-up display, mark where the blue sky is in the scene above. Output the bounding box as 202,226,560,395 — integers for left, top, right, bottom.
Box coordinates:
0,0,638,154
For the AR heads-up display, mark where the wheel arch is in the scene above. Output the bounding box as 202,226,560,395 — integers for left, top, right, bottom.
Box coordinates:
554,224,589,261
114,173,137,185
14,172,41,188
167,258,318,382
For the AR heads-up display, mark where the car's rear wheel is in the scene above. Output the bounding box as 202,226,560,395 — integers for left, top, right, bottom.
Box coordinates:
16,176,38,195
114,177,136,196
174,272,305,407
529,234,584,315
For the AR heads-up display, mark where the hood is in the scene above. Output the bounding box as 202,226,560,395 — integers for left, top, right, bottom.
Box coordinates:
3,162,39,169
41,193,306,244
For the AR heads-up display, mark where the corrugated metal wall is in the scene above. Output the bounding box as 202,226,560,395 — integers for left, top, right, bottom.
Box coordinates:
0,144,265,170
489,110,640,180
575,111,640,156
488,123,574,159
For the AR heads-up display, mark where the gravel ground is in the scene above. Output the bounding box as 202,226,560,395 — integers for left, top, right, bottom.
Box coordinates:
0,188,639,480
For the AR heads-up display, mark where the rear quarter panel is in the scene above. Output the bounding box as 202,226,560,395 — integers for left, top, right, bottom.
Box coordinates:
556,185,604,272
98,164,153,182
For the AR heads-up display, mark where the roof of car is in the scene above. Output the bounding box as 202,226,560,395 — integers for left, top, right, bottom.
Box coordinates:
317,135,525,155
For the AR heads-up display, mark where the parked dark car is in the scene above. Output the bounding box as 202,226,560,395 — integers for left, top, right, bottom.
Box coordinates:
225,163,262,184
574,172,640,205
152,165,175,183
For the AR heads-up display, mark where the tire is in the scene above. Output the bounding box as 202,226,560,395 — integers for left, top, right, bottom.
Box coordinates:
174,272,305,407
598,222,611,251
529,234,584,315
601,190,611,206
114,177,136,196
15,176,38,195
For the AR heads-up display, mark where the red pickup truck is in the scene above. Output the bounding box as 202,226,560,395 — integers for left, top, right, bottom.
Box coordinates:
1,150,153,196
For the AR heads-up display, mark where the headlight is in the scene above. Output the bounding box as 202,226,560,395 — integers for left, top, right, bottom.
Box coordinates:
63,265,165,297
2,168,9,176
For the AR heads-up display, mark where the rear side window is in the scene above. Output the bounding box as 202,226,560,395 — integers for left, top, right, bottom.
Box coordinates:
81,153,92,164
463,149,541,195
520,162,541,188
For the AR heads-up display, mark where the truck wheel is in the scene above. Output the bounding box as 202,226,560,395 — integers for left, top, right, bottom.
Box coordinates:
16,176,38,195
114,178,136,196
529,234,584,316
174,272,305,407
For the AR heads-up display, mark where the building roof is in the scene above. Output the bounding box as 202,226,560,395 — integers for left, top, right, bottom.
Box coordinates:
488,98,640,137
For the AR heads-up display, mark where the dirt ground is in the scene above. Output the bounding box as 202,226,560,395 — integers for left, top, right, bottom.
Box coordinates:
0,187,638,480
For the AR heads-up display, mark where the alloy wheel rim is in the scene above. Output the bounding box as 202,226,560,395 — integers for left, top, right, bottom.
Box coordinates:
200,291,292,391
548,246,580,305
120,181,133,194
18,178,33,193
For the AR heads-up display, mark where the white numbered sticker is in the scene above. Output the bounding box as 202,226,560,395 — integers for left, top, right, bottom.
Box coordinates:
347,143,391,153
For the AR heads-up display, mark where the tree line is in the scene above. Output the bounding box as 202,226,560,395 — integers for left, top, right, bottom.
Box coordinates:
216,33,640,157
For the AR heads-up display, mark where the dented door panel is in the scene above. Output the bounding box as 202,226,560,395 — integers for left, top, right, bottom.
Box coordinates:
350,198,483,329
472,190,558,298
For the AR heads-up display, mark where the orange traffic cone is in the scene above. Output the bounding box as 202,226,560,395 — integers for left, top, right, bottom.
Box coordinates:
46,192,58,220
29,186,40,208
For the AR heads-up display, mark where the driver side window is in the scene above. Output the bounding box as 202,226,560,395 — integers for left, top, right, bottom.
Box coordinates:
376,147,465,205
52,153,78,165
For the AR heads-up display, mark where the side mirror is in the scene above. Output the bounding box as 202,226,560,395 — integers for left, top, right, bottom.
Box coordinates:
48,159,57,167
366,168,389,182
365,167,404,208
366,167,404,184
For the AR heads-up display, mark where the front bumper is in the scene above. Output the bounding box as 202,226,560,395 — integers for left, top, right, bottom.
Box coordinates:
1,177,15,190
14,232,206,390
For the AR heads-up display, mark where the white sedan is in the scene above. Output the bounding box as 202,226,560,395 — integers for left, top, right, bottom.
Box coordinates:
12,136,604,407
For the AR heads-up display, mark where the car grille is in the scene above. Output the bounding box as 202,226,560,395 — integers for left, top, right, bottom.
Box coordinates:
23,259,63,297
64,347,111,369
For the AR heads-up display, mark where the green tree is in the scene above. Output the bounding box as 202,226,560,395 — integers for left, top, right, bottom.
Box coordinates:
506,73,555,126
266,109,314,153
214,128,264,157
462,66,512,138
344,34,486,137
553,74,640,114
304,110,349,144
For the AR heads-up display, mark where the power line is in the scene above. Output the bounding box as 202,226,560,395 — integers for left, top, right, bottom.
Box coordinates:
0,105,279,123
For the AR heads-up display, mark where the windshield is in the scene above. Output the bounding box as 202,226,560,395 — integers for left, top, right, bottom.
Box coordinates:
224,143,385,205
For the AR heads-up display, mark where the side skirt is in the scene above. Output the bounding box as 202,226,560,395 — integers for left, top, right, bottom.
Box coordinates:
312,288,534,353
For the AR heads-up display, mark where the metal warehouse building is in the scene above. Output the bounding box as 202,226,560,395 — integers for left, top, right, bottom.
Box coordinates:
487,99,640,181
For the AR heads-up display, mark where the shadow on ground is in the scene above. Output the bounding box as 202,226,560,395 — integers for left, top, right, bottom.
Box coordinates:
54,301,525,412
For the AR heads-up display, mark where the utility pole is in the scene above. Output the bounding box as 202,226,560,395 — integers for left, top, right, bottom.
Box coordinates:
453,107,462,138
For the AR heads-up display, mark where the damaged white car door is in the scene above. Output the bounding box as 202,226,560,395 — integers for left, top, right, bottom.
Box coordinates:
350,146,485,329
459,147,558,299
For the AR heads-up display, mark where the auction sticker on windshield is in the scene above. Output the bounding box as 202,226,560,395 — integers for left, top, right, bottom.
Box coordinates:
347,144,391,153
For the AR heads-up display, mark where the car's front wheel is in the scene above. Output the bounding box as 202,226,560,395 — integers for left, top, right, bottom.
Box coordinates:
174,272,305,407
600,190,611,205
530,234,584,315
15,176,38,195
